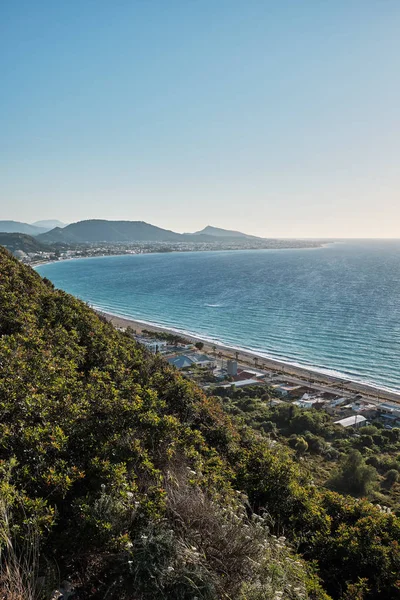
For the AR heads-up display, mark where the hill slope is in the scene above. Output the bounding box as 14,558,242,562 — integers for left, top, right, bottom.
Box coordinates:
0,232,49,254
37,219,266,244
192,225,262,239
37,219,184,243
0,220,46,235
0,246,399,599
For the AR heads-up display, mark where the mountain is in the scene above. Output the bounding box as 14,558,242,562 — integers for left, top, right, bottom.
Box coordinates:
37,219,184,243
32,219,67,230
0,245,399,599
0,220,47,235
192,225,262,239
0,232,50,254
37,219,265,245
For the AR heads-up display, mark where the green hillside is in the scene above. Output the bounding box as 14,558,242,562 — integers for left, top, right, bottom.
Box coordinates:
37,219,265,245
0,232,49,254
0,245,399,600
37,220,185,244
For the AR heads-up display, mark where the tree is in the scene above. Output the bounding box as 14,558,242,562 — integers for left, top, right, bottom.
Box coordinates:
342,578,370,600
295,436,308,456
329,450,378,496
385,469,399,487
195,341,204,351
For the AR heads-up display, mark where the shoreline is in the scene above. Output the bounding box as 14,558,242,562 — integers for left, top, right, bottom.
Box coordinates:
97,309,400,405
31,241,337,270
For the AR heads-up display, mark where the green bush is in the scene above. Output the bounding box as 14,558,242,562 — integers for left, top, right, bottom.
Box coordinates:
328,450,378,496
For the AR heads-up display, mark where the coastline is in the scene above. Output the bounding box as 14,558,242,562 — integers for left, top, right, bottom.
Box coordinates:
30,241,336,270
98,309,400,405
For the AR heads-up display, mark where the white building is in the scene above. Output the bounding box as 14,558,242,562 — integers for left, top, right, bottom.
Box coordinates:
167,353,216,370
334,415,367,429
227,359,238,376
136,337,168,353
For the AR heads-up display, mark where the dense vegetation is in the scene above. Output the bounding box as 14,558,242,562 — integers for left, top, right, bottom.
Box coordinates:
1,246,400,599
218,385,400,509
0,233,50,255
141,329,191,346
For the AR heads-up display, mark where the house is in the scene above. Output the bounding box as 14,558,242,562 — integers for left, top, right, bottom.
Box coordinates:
191,354,216,368
379,403,400,418
271,383,303,397
135,337,168,353
293,398,324,410
167,355,196,369
334,415,367,429
377,403,400,426
167,353,216,370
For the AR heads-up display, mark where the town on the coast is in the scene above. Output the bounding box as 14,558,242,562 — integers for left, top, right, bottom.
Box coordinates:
0,218,326,267
121,326,400,432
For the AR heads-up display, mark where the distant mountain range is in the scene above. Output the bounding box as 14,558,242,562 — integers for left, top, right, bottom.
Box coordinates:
0,220,66,235
36,219,264,244
32,220,67,230
0,219,324,255
1,219,322,249
192,225,259,239
0,221,48,236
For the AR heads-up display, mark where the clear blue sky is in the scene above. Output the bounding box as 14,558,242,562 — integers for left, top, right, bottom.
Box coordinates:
1,0,399,237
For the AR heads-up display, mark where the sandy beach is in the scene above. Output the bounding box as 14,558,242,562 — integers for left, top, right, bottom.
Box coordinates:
98,310,400,405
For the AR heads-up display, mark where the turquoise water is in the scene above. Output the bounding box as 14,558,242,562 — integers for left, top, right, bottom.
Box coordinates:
36,241,400,392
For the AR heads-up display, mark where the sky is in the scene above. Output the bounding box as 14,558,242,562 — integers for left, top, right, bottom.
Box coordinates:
1,1,399,238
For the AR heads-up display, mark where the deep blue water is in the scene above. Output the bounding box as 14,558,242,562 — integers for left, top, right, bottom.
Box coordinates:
36,241,400,392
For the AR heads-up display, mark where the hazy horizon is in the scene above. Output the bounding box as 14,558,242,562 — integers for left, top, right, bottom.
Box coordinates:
2,1,400,238
2,217,400,240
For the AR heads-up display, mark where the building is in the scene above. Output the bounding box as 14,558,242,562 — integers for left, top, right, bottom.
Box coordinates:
215,378,264,389
271,383,303,397
135,337,168,353
293,397,325,410
329,397,348,408
227,359,238,376
377,403,400,426
167,353,216,370
379,403,400,418
167,355,196,369
334,415,367,429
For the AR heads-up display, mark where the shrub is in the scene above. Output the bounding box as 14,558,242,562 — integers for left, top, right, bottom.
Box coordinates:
384,469,399,487
328,450,378,496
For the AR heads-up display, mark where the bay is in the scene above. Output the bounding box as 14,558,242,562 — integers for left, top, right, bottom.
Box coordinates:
36,240,400,392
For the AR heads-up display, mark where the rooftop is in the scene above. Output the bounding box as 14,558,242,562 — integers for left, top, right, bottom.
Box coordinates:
334,415,367,428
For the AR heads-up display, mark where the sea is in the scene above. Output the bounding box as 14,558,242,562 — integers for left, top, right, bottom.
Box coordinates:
36,240,400,393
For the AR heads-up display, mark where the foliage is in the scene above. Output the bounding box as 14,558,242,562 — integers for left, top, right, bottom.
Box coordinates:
328,450,378,496
1,247,400,599
141,328,190,345
384,469,399,487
